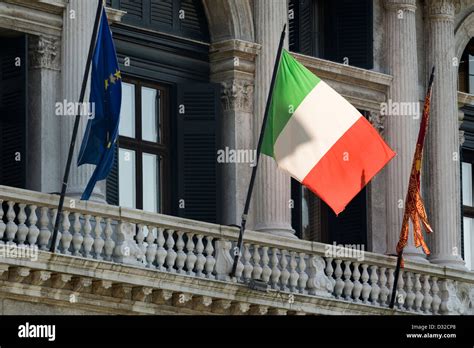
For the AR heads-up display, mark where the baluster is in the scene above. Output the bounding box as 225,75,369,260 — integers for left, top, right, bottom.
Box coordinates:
369,265,380,305
175,231,186,274
243,243,253,282
92,216,104,260
360,264,371,304
204,236,215,279
414,273,423,312
289,251,299,293
422,275,433,314
103,218,115,261
270,248,281,290
343,261,354,301
155,228,167,271
252,244,263,280
38,207,51,250
386,268,395,306
83,215,93,258
233,242,244,281
5,201,18,245
431,277,441,314
379,267,389,306
279,250,290,291
352,262,362,302
261,246,271,282
71,213,83,256
194,234,206,277
165,229,177,272
325,258,335,290
27,205,40,246
60,210,72,255
16,204,28,245
136,224,146,263
396,270,406,310
298,252,308,294
145,226,157,268
405,272,415,311
185,233,197,275
334,259,344,298
0,200,5,244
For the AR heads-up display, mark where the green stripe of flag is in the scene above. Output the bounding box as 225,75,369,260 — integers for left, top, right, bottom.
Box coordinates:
261,49,321,158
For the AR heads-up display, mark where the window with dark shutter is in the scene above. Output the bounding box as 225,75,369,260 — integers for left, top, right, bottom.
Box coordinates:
0,35,27,189
324,0,373,69
109,0,209,43
289,0,373,70
176,83,220,224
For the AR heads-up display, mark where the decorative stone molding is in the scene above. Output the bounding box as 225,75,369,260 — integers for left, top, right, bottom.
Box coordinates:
28,36,59,71
292,53,392,113
384,0,417,13
220,80,254,113
426,0,456,20
0,2,63,37
368,112,386,135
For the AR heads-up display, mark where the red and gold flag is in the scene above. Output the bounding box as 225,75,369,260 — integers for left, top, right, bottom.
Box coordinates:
396,67,435,267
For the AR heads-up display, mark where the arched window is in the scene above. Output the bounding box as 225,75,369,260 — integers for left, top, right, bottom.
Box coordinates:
460,38,474,270
459,38,474,93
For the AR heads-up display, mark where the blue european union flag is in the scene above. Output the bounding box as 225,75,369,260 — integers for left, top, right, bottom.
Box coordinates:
77,8,122,200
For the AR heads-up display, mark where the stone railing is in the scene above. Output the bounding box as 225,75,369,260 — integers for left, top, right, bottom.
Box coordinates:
0,185,473,315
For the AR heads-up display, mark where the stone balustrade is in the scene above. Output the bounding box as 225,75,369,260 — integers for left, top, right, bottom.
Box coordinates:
0,185,473,315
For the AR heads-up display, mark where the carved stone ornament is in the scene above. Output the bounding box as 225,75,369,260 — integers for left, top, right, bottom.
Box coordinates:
28,36,59,71
221,80,254,113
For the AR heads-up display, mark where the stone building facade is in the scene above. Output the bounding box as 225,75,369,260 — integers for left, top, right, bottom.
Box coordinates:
0,0,473,315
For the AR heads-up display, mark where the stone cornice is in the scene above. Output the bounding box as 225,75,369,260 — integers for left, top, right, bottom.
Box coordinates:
458,91,474,107
210,39,261,81
292,52,392,113
4,0,66,15
0,1,63,37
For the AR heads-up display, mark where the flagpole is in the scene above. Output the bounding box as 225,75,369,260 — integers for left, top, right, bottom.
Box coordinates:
230,24,286,278
49,0,104,253
389,66,436,309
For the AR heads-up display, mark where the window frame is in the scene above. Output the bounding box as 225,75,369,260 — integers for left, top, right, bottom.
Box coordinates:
118,76,171,213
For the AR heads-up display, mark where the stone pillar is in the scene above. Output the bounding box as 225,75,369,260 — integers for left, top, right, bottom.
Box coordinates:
251,0,294,237
424,0,465,268
210,40,260,226
384,0,427,261
61,0,105,202
28,36,61,194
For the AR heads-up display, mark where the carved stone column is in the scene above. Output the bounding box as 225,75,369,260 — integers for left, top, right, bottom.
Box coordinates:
210,40,260,226
251,0,295,237
28,36,61,194
424,0,465,268
60,0,104,201
384,0,427,261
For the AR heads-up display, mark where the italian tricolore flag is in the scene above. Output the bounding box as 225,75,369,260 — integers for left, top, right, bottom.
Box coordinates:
261,50,396,215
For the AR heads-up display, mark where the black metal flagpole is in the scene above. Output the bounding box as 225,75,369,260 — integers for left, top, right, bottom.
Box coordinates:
50,0,104,253
389,66,436,309
389,251,403,309
230,24,286,278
